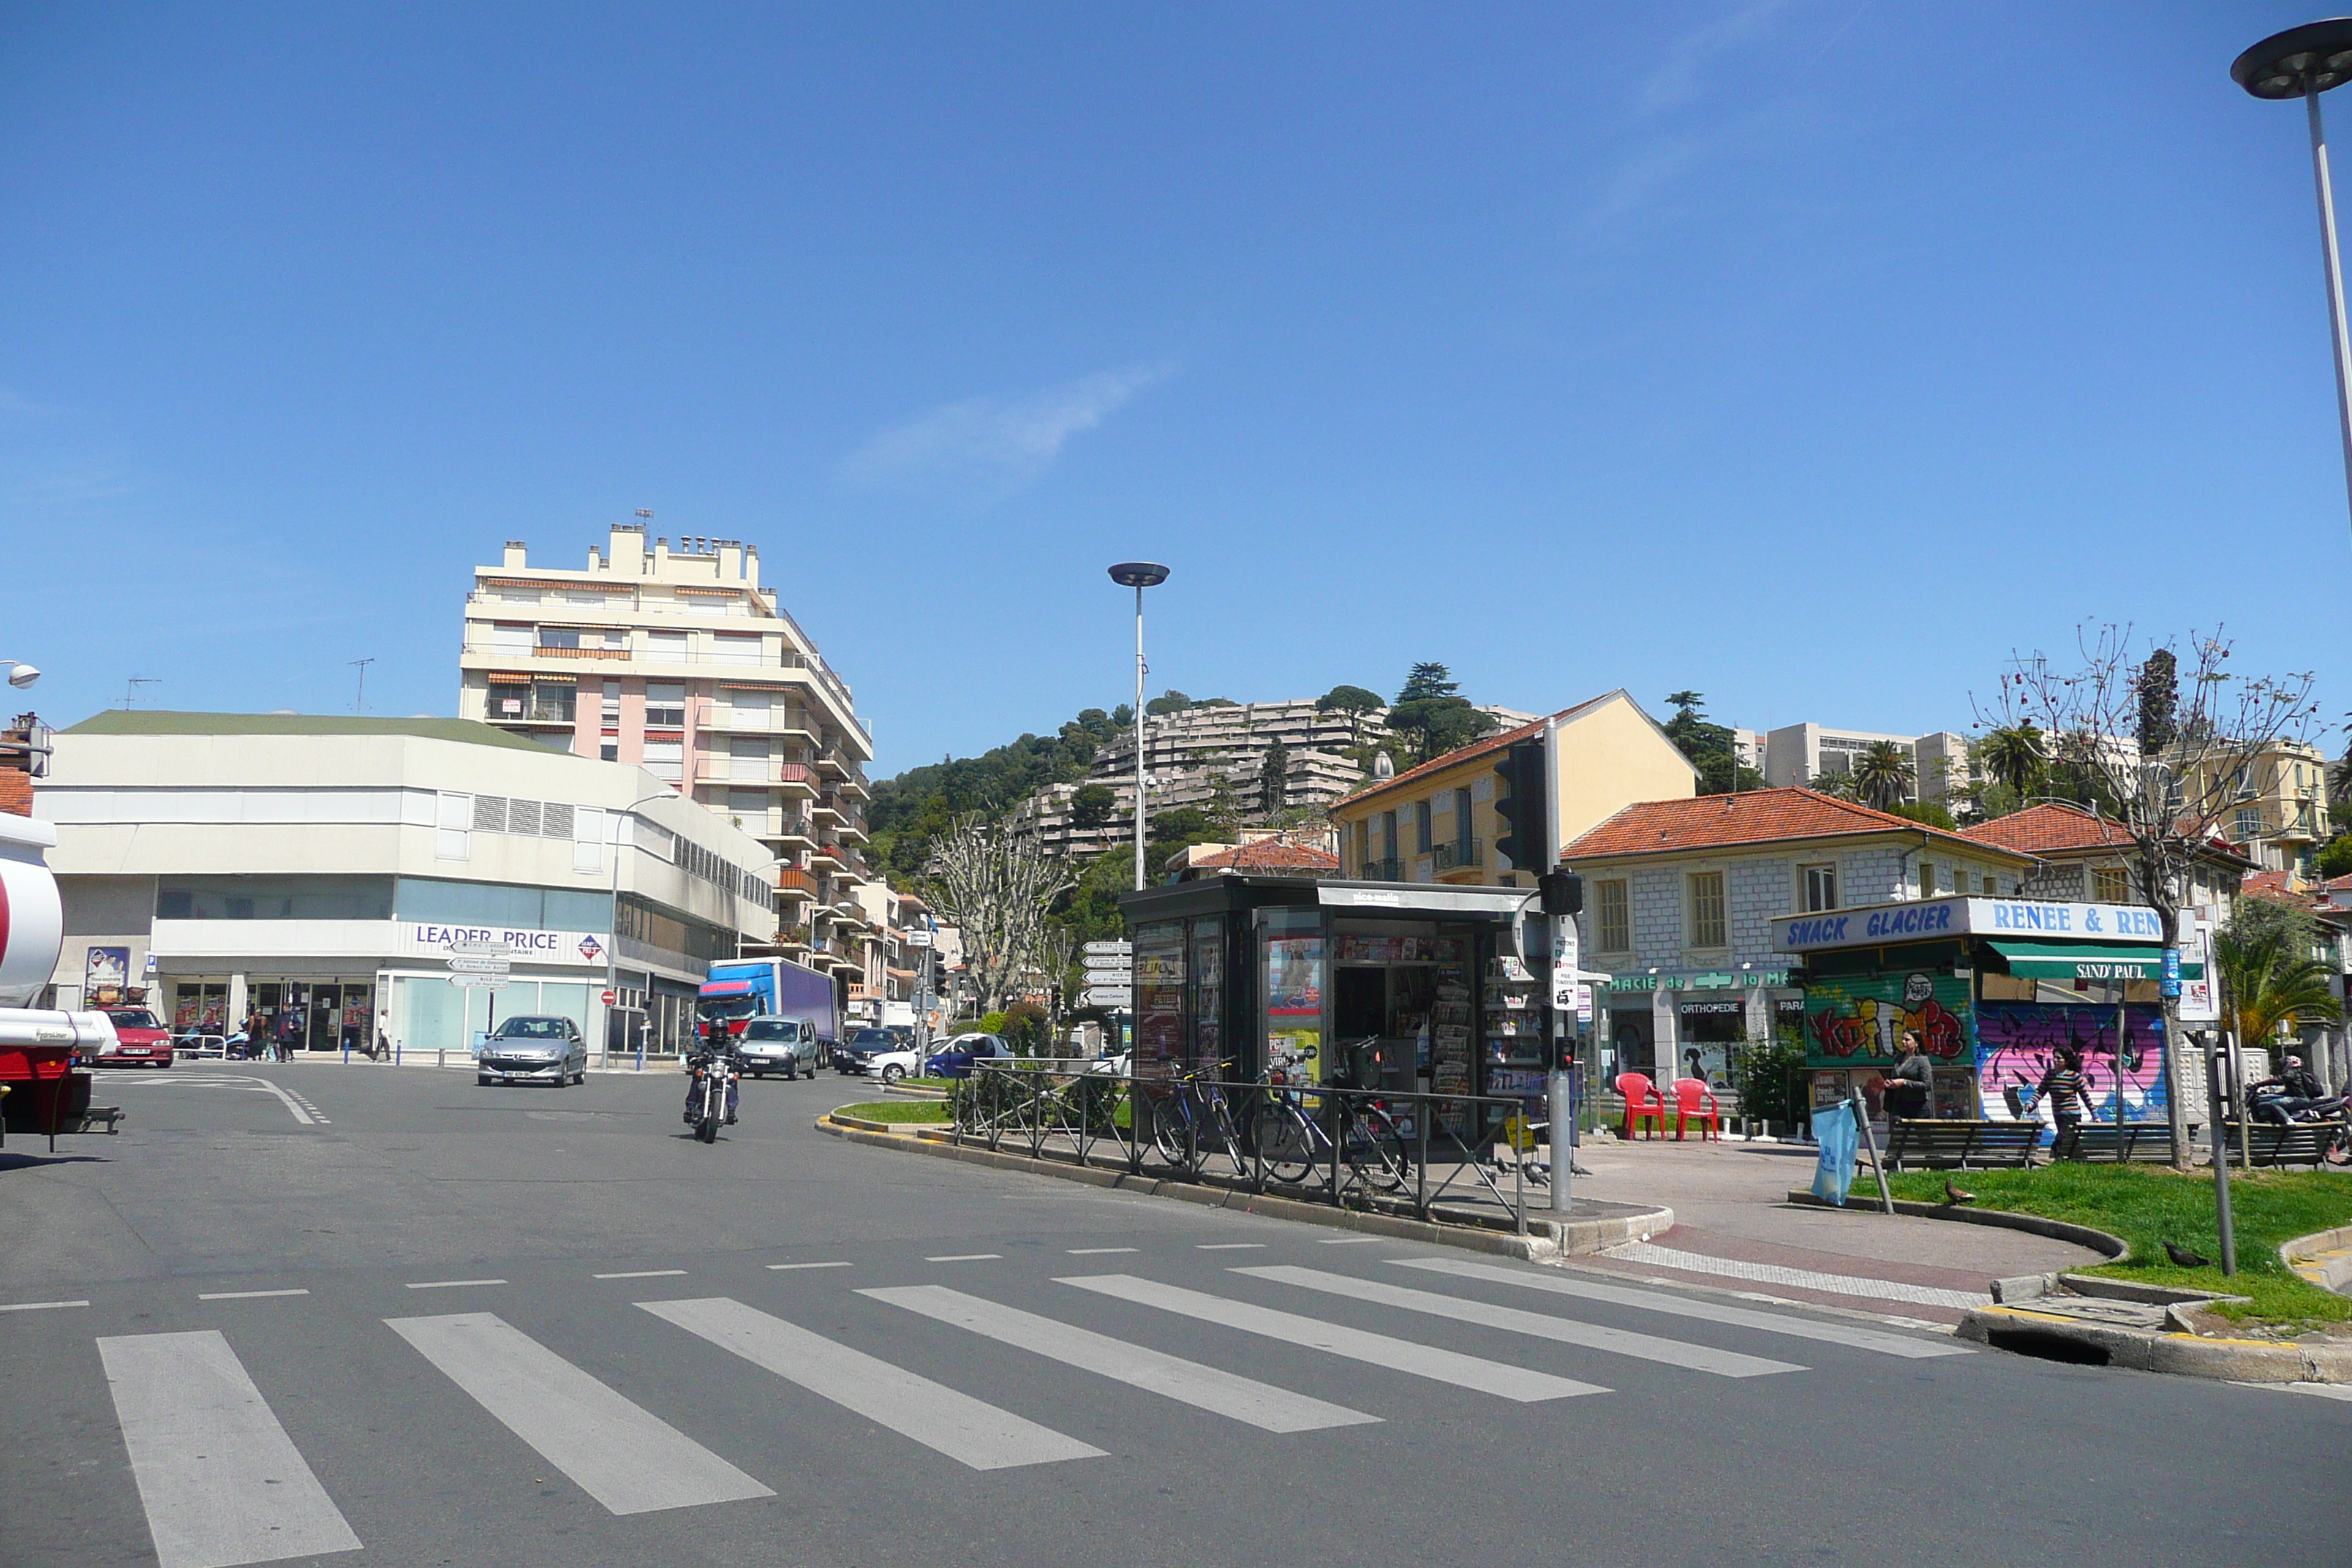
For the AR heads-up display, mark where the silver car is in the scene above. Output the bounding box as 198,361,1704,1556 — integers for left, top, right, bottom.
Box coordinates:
736,1015,811,1079
477,1016,588,1087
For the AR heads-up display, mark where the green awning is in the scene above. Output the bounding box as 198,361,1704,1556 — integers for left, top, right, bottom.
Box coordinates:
1986,939,2204,982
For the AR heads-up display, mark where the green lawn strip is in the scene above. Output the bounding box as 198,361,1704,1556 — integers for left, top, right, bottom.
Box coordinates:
1883,1165,2352,1330
834,1099,953,1124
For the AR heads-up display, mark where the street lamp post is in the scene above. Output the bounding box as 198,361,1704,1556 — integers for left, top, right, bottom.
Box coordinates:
606,792,674,1070
2235,18,2352,551
1,662,38,690
1107,563,1170,892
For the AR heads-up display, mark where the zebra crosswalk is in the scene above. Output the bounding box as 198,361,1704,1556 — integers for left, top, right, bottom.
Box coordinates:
63,1254,1970,1567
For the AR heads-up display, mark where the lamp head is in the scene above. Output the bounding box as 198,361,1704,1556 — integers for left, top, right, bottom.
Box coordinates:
2234,20,2352,99
1107,562,1170,589
5,663,37,690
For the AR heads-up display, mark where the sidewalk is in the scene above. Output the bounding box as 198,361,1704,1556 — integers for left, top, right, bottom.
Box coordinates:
1561,1134,2102,1326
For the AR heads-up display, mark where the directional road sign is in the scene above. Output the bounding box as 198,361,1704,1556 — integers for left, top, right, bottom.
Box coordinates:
1082,985,1131,1009
447,974,511,990
447,955,512,975
1082,941,1132,957
449,940,511,957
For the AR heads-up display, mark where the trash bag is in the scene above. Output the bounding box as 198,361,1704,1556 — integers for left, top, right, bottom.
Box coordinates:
1811,1099,1858,1207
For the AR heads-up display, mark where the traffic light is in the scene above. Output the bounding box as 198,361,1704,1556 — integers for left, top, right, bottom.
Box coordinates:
1491,740,1550,877
1539,870,1583,917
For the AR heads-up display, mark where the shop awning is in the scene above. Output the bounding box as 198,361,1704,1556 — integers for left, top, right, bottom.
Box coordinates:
1986,940,2202,981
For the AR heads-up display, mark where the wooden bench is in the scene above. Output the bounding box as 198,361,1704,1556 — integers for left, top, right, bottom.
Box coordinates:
2241,1119,2349,1169
1882,1118,2041,1171
2052,1121,2189,1164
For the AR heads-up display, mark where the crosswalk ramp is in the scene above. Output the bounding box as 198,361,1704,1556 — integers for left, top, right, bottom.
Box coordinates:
71,1257,1967,1566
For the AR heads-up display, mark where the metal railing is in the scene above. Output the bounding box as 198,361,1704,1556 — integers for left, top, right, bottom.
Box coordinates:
1431,837,1482,871
950,1060,1558,1235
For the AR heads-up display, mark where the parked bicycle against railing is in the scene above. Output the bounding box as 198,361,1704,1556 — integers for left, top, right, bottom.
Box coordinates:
1251,1039,1411,1194
1142,1060,1247,1175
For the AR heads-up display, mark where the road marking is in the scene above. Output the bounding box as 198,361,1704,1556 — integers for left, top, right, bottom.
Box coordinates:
1599,1242,1990,1311
1318,1236,1384,1245
97,1329,363,1568
924,1254,1002,1262
385,1312,770,1515
1056,1275,1605,1402
1236,1266,1803,1378
767,1261,853,1271
1066,1247,1139,1255
864,1284,1379,1434
592,1270,687,1279
0,1299,89,1312
1390,1258,1972,1359
160,1074,317,1126
639,1296,1104,1470
197,1289,309,1302
1196,1243,1267,1251
404,1279,507,1290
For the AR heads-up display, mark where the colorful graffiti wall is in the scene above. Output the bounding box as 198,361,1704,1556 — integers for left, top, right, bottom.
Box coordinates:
1976,1001,2168,1124
1802,973,1973,1070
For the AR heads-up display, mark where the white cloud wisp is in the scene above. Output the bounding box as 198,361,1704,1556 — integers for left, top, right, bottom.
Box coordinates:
841,359,1175,496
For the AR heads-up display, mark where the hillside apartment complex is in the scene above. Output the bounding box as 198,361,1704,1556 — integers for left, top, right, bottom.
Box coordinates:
1730,722,1973,807
457,524,894,1011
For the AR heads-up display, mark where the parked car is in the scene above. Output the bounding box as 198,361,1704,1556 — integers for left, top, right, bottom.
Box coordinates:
736,1015,812,1079
831,1026,897,1075
477,1015,588,1087
924,1032,1015,1079
95,1008,175,1068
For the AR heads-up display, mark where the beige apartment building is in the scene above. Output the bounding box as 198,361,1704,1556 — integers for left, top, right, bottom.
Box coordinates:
458,523,881,996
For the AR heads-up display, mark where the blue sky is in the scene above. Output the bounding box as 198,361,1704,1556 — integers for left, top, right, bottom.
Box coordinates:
4,3,2346,774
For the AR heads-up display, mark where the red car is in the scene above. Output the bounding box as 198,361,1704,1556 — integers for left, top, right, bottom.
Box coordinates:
97,1007,175,1068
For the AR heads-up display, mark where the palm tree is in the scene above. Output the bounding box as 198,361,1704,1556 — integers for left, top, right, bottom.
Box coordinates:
2214,926,2342,1048
1850,739,1917,810
1978,723,2047,799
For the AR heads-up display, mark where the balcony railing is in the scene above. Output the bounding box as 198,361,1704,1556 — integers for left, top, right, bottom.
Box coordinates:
776,867,818,895
1361,857,1402,881
487,703,576,725
1431,838,1483,872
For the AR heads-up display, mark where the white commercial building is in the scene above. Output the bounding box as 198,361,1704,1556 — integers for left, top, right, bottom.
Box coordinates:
35,712,772,1060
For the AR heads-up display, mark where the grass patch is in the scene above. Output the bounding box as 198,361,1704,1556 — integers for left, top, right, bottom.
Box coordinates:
894,1076,955,1090
834,1099,952,1124
1884,1164,2352,1330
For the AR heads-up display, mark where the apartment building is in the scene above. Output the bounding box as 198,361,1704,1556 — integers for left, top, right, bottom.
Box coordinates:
458,523,879,992
2176,737,2335,872
1733,722,1972,807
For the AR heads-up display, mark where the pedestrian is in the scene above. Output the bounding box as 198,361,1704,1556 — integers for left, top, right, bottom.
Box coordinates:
2037,1045,2092,1139
1883,1028,1934,1122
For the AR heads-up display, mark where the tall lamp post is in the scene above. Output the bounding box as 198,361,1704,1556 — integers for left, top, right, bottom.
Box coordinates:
1,662,38,690
2235,18,2352,551
605,792,674,1069
1107,562,1170,891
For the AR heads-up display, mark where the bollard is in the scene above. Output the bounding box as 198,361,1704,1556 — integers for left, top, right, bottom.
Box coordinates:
437,1048,445,1070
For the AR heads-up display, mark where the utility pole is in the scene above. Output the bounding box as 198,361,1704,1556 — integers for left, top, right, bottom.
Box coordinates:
350,657,375,715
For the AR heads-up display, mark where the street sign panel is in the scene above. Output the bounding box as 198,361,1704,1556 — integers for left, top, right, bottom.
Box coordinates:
1082,941,1131,957
600,989,617,1006
1082,958,1133,973
449,940,511,957
447,974,510,990
1082,985,1130,1008
908,930,935,947
1083,971,1132,987
447,955,512,975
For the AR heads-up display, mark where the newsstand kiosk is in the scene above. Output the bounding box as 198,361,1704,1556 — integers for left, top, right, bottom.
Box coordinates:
0,813,121,1149
1117,875,1567,1139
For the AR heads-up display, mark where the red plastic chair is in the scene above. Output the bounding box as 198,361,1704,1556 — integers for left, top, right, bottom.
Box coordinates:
1671,1078,1721,1142
1614,1071,1665,1140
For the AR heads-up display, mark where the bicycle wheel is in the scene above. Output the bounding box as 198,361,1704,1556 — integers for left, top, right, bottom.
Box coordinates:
1345,1104,1411,1194
1207,1094,1247,1175
1150,1090,1199,1172
1252,1098,1317,1184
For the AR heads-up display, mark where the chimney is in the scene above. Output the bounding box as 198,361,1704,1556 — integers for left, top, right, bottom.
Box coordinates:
654,537,669,572
742,544,761,589
608,524,644,575
717,540,742,578
502,540,527,568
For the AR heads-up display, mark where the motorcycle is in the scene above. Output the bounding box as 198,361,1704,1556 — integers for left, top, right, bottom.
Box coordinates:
685,1051,739,1145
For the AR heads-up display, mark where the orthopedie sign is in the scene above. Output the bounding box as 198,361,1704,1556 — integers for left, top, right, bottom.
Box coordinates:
1771,897,2165,954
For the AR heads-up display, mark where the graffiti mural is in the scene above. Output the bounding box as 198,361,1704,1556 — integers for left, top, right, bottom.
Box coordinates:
1978,1001,2168,1126
1803,973,1972,1069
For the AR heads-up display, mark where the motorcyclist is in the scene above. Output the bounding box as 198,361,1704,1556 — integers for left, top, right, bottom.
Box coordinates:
2249,1055,2326,1124
683,1025,742,1128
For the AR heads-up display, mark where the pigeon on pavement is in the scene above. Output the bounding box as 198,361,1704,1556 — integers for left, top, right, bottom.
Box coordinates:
2164,1240,2213,1268
1944,1180,1978,1206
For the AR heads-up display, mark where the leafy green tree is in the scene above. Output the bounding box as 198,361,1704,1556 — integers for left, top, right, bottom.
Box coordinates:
1145,690,1194,717
1976,723,2047,799
1258,740,1289,815
2215,909,2340,1048
1397,663,1459,703
1660,691,1763,795
1883,800,1958,830
1315,685,1384,715
2136,649,2179,754
2316,833,2352,881
1070,783,1116,829
1850,739,1916,810
1388,662,1494,764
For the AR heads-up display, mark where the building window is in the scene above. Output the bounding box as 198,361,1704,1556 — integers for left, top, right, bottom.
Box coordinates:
1382,810,1398,863
1596,879,1630,954
646,682,686,728
1801,864,1837,912
1689,871,1727,949
537,627,581,650
1455,788,1474,851
2235,807,2261,840
2091,866,2130,904
601,680,620,721
1919,861,1936,897
643,739,684,781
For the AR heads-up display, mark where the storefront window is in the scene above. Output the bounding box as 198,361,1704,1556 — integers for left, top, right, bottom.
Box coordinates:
1188,919,1224,1076
1134,920,1187,1078
1259,908,1324,1082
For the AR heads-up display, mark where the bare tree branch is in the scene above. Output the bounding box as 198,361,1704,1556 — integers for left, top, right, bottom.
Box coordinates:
921,814,1078,1014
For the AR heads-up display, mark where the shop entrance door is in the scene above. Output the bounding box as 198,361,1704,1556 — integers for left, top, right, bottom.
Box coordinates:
307,984,340,1051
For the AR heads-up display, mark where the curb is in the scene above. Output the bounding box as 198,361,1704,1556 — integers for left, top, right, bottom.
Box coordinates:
2283,1223,2352,1295
1782,1189,2130,1266
1955,1303,2352,1383
827,1109,953,1134
815,1116,1671,1262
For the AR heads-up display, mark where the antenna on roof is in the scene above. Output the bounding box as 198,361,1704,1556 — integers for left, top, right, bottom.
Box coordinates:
124,675,158,709
350,657,375,715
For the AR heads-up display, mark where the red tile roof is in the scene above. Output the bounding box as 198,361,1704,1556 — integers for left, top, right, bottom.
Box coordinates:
1959,802,2134,853
1564,788,2024,862
1188,837,1341,873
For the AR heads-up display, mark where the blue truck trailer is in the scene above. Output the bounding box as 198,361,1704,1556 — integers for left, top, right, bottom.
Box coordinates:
696,957,838,1049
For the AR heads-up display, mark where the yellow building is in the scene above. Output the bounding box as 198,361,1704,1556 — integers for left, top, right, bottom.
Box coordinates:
1330,690,1697,887
2174,737,2334,873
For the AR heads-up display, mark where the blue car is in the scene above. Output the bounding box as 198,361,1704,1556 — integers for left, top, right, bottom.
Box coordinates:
924,1033,1015,1079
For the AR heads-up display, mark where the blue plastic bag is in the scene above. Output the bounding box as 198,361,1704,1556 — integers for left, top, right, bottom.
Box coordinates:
1811,1100,1858,1207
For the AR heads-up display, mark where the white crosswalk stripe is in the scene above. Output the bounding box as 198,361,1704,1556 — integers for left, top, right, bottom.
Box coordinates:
1057,1273,1607,1401
864,1284,1380,1433
1389,1256,1972,1358
97,1330,362,1568
639,1295,1107,1469
385,1312,772,1515
1235,1265,1806,1377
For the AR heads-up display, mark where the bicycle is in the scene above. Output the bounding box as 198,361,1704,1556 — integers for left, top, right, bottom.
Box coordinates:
1143,1060,1247,1175
1250,1041,1411,1195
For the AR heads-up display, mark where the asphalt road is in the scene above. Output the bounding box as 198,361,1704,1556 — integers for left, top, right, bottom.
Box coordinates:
4,1060,2347,1568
